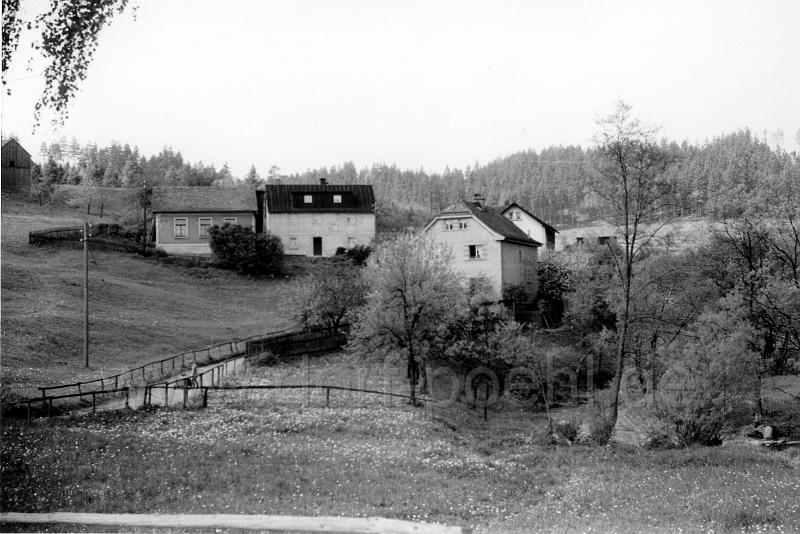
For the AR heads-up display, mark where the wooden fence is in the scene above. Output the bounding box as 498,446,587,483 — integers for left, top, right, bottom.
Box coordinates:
28,224,149,254
35,328,296,399
3,325,351,420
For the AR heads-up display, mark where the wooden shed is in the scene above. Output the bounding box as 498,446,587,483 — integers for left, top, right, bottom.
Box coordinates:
1,138,33,193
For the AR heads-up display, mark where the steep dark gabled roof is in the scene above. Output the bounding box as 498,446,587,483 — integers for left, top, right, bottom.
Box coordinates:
436,201,542,246
151,186,257,213
264,184,375,213
502,202,559,234
1,137,31,156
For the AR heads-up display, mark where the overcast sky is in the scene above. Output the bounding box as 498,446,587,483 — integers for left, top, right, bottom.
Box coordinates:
2,0,799,177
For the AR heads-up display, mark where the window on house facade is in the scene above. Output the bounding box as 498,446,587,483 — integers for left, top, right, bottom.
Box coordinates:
459,220,470,230
223,217,237,226
445,220,457,231
467,245,483,259
290,215,298,224
289,237,297,249
347,237,356,248
199,217,213,238
313,215,322,225
346,215,355,224
519,250,523,262
333,194,342,204
174,218,188,238
304,195,312,204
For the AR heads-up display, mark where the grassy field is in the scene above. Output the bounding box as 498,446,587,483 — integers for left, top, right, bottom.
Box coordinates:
2,353,799,533
1,192,296,399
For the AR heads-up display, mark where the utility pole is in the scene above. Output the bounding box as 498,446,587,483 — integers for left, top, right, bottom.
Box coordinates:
83,221,89,367
141,180,148,255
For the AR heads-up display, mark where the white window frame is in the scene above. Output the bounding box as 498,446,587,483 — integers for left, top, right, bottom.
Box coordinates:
312,215,322,225
445,220,457,231
333,194,342,204
467,244,483,260
198,217,213,239
223,217,238,226
174,217,188,239
459,220,470,230
289,237,298,250
304,195,313,204
290,215,298,224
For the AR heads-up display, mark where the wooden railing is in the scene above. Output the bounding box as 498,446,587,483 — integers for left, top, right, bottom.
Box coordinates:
36,328,294,399
2,387,131,422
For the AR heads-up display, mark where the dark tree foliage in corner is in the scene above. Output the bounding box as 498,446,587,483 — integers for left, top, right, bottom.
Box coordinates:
208,225,283,276
1,0,131,126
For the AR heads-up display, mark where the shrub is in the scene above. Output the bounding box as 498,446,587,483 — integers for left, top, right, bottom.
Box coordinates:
208,224,283,276
334,244,373,265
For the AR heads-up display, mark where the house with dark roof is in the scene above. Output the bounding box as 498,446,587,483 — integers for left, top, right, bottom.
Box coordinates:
1,138,32,193
423,195,542,299
151,187,258,255
264,180,376,256
501,202,559,257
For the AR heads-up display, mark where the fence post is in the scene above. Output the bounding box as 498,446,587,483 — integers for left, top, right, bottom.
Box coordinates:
114,375,118,390
326,388,330,408
183,387,188,409
47,398,52,418
125,388,130,409
142,386,149,409
160,361,164,375
41,388,46,399
202,387,208,408
164,384,169,406
26,401,31,424
100,378,104,390
77,382,82,399
92,392,96,413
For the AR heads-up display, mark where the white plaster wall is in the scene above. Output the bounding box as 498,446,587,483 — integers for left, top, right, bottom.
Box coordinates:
425,216,504,296
500,242,539,298
267,212,376,256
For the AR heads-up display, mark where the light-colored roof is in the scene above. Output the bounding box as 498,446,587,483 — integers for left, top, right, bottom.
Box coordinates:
151,186,257,213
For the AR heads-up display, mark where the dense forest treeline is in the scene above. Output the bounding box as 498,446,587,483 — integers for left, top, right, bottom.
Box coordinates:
33,130,799,229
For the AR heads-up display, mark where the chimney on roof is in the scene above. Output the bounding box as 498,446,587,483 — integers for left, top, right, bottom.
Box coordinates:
320,178,327,186
472,193,485,209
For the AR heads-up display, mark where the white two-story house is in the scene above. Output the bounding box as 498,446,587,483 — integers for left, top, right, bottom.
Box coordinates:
263,181,376,257
423,196,542,299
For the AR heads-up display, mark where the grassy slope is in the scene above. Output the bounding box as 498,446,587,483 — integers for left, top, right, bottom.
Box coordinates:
2,353,799,533
1,192,295,399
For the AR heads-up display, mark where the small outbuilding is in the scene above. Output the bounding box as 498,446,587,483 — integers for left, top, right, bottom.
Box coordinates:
1,138,33,193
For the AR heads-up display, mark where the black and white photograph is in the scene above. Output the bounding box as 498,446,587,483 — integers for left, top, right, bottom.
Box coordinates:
1,1,799,532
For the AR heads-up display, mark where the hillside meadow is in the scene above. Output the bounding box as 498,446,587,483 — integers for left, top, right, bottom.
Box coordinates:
1,191,295,399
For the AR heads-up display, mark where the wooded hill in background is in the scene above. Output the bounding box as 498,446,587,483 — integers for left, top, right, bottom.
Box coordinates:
32,130,799,231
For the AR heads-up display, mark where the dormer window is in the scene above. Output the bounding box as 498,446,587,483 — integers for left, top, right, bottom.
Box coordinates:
304,195,312,204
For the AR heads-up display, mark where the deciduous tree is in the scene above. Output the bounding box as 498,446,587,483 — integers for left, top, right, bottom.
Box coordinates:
348,234,464,404
589,101,673,426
